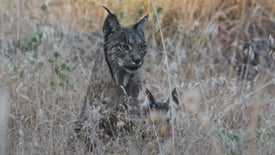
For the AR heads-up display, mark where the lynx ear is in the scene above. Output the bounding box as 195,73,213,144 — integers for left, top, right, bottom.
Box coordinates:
172,88,179,105
102,6,121,41
146,88,155,104
133,15,148,32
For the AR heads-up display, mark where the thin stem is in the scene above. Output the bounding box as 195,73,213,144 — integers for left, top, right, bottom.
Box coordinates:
150,1,175,154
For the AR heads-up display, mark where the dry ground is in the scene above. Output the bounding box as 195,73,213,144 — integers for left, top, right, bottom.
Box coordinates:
1,0,275,154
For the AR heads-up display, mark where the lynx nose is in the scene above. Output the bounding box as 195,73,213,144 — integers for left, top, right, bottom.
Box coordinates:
133,58,143,65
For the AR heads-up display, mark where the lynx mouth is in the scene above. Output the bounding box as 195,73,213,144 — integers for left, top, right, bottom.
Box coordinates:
123,64,141,72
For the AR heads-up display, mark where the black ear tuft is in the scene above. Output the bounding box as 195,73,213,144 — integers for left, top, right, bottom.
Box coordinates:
172,88,179,105
133,14,148,33
102,6,121,42
146,88,155,108
102,6,111,14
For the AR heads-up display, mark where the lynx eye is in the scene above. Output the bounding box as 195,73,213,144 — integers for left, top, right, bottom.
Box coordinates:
139,44,147,51
120,44,130,51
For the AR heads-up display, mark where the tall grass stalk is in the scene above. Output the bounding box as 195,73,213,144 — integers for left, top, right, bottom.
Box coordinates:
150,0,175,154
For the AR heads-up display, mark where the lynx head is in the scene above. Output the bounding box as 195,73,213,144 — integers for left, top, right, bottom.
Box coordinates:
102,7,148,86
145,88,179,112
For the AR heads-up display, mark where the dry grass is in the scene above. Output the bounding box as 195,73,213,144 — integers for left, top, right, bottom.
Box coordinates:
1,0,275,154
